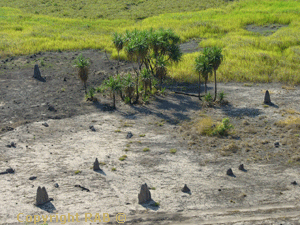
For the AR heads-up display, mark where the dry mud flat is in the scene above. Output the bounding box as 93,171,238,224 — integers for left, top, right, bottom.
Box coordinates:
1,81,300,224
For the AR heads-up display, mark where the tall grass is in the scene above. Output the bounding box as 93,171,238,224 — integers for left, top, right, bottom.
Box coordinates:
1,0,300,84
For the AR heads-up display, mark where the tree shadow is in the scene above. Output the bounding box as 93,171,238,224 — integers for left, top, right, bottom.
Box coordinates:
36,201,56,213
140,199,160,211
221,105,262,118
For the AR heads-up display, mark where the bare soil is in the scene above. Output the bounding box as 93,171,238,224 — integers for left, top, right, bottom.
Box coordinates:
1,49,300,225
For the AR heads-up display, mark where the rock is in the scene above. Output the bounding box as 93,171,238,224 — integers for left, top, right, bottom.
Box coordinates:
48,105,56,112
35,186,50,205
126,132,133,139
291,181,297,185
227,168,234,176
29,176,37,180
42,122,49,127
89,125,96,132
10,142,16,148
138,183,151,204
238,164,245,171
33,64,45,82
264,90,271,104
181,184,190,193
93,158,100,171
54,183,59,188
274,142,280,148
63,77,67,81
6,168,15,173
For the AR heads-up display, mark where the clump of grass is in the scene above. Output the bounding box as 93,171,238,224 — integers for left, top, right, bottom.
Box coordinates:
244,83,253,87
114,129,121,133
99,162,106,166
282,86,296,90
150,187,156,190
123,123,133,127
119,155,127,161
75,170,82,174
111,167,116,171
126,144,130,147
275,116,300,128
143,147,150,152
154,202,160,206
124,148,129,152
195,116,215,135
221,142,239,156
170,149,177,154
139,134,146,137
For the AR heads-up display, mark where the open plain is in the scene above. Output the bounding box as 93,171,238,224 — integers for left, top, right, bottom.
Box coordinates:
1,50,300,224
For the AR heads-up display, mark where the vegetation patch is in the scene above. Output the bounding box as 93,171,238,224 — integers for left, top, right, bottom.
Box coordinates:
221,143,239,156
143,147,150,152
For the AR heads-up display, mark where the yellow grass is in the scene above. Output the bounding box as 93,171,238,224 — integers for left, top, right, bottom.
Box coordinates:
1,0,300,83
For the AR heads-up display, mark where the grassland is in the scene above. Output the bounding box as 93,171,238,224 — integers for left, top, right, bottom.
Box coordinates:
1,0,300,84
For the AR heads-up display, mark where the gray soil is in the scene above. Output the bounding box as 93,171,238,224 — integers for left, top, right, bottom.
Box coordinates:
245,24,289,36
0,50,300,225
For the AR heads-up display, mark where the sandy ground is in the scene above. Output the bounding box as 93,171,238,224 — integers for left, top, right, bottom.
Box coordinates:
1,82,300,224
1,50,300,224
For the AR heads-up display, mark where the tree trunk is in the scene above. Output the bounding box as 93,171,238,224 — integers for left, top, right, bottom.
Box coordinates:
84,82,87,94
113,92,116,109
117,51,120,75
213,69,217,101
198,73,201,100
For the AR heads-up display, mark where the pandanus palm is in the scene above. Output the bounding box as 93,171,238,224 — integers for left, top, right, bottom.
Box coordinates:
195,54,213,100
104,75,123,109
207,47,223,101
74,54,90,94
112,32,124,74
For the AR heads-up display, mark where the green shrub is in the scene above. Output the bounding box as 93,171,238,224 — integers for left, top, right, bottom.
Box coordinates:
219,91,226,101
204,92,213,102
212,118,234,136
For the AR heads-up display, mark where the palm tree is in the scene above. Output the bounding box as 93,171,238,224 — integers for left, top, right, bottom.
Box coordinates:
74,54,90,94
195,54,213,100
112,32,124,74
207,47,223,101
104,75,123,109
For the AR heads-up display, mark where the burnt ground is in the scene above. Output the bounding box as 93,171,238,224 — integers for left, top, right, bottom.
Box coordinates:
1,48,300,225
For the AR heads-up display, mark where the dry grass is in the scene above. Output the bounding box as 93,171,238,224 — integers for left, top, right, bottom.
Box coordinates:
195,116,215,136
282,86,296,90
221,142,239,156
274,116,300,128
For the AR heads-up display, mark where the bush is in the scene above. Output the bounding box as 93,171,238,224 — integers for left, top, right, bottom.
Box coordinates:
212,118,234,136
204,92,213,102
219,91,226,101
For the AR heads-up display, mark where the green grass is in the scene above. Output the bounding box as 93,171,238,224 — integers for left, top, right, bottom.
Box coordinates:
1,0,300,84
170,149,177,154
119,155,127,161
143,147,150,152
0,0,229,20
74,170,81,174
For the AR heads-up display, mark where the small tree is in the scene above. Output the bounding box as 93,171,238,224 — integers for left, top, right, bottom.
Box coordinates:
206,47,223,101
74,54,90,94
141,68,152,96
124,29,150,103
195,54,213,99
112,32,124,74
104,75,123,109
122,73,135,104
